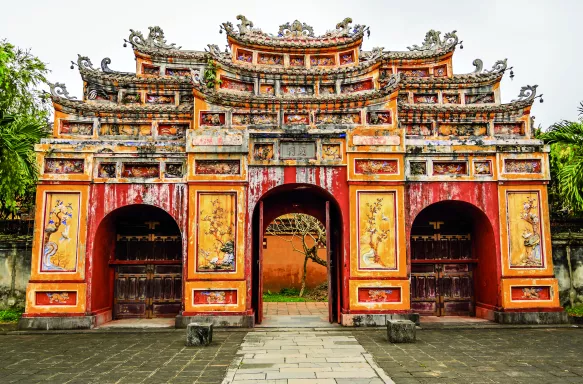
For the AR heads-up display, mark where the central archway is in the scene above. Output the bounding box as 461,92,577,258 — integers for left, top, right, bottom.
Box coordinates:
251,184,343,324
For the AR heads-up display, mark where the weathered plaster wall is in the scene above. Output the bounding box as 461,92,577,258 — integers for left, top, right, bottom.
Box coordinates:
552,234,583,307
0,241,32,309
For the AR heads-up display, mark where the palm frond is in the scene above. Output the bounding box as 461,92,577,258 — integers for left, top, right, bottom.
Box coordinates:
557,156,583,211
539,120,583,146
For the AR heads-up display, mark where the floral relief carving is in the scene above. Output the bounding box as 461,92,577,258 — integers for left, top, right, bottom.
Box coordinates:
253,144,274,161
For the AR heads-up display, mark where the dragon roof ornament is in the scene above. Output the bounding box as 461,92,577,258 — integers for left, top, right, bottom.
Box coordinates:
512,85,539,102
278,20,315,38
124,26,181,50
48,82,76,100
472,59,508,76
407,30,459,52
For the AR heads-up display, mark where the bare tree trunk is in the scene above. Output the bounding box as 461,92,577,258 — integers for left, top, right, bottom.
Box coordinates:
299,253,309,297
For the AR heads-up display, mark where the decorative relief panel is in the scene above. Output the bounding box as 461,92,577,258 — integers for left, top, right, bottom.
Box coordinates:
358,287,401,303
397,93,410,104
165,67,190,76
146,94,174,104
40,193,80,272
413,94,438,104
236,49,253,63
406,124,432,136
200,112,226,126
341,79,374,93
355,160,398,174
196,193,236,272
195,160,240,175
357,191,397,270
506,191,544,268
367,111,392,125
221,77,254,93
253,144,274,161
165,163,183,178
438,123,487,137
432,161,468,176
319,84,336,95
316,113,360,125
434,65,447,77
289,55,305,67
60,121,93,136
473,161,492,175
321,144,341,161
98,163,116,178
180,93,194,104
494,122,526,136
142,64,160,75
465,93,495,104
339,50,354,65
44,159,84,174
282,85,314,96
120,93,141,104
121,163,159,178
259,84,275,95
100,123,151,136
232,113,277,125
443,93,461,104
409,161,427,175
280,141,316,159
510,286,551,301
158,123,187,138
35,291,77,305
398,68,429,77
193,289,237,305
258,53,283,65
283,113,309,125
310,54,335,66
504,159,542,173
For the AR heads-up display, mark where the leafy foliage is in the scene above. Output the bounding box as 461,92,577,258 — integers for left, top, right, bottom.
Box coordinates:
203,59,222,88
538,103,583,217
0,40,50,219
565,304,583,317
0,308,24,323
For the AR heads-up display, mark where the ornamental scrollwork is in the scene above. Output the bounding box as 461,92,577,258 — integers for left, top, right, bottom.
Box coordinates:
74,55,96,71
49,82,76,100
360,47,384,61
324,17,367,37
125,26,181,50
278,20,315,38
190,69,203,86
472,58,508,76
407,30,458,52
512,85,538,102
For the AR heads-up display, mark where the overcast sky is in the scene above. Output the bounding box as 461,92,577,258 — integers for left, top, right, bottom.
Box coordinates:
2,0,581,129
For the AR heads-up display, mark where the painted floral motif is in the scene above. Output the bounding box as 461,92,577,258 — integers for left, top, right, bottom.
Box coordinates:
406,124,432,136
48,292,69,304
142,65,160,75
355,160,398,174
41,195,79,272
259,85,274,95
523,287,542,299
438,124,487,137
474,161,492,175
165,68,190,76
357,287,401,303
253,144,274,161
36,291,77,305
44,159,84,174
258,53,283,65
319,85,336,95
195,160,240,175
517,196,542,267
465,93,495,104
398,68,429,77
98,163,116,178
358,194,395,270
511,286,551,300
316,113,360,125
193,290,237,305
340,51,354,65
434,65,447,77
321,144,341,161
410,161,427,175
310,55,335,66
443,93,460,104
158,124,187,137
289,56,305,66
432,162,468,176
221,77,254,93
494,123,525,136
282,85,313,96
165,163,183,178
121,164,159,178
200,112,225,126
100,124,151,136
180,94,194,104
341,79,373,94
197,194,236,272
284,114,309,125
120,94,141,104
60,121,93,136
397,93,410,104
414,94,438,104
236,49,252,63
367,112,392,125
146,94,174,104
504,159,541,173
232,114,277,125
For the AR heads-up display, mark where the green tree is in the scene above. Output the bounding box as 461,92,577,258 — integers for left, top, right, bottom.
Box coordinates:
538,103,583,217
0,39,50,219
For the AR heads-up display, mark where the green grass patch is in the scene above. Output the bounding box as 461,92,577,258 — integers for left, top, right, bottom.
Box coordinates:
0,308,24,323
566,305,583,317
263,288,308,302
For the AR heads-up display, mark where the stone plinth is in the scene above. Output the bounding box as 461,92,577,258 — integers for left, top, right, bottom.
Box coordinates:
387,319,416,343
186,322,213,346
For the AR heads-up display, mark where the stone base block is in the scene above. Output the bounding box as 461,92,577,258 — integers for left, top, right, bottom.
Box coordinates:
494,311,569,324
176,315,254,328
186,322,213,346
341,313,420,327
18,316,95,330
387,319,416,343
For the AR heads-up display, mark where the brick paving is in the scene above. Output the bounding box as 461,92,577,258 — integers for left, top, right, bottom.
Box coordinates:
354,328,583,384
263,302,328,316
0,329,245,383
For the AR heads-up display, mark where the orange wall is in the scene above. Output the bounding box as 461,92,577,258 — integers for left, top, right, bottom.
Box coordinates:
263,235,327,292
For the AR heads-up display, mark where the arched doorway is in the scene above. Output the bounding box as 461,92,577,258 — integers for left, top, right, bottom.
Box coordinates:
409,201,497,316
91,204,183,320
251,184,343,324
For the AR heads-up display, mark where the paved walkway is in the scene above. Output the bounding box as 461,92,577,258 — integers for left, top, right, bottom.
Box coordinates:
223,329,392,384
263,302,328,316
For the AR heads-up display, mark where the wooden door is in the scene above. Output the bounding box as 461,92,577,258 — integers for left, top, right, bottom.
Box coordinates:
440,264,474,315
257,201,264,324
151,265,182,317
410,264,439,315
